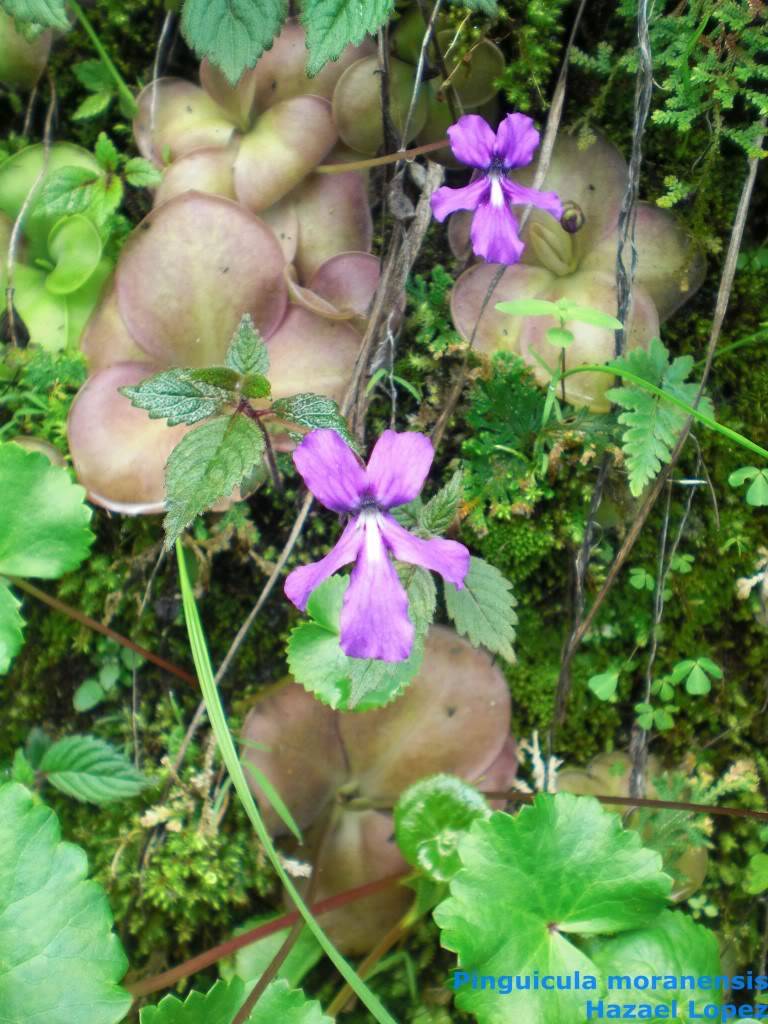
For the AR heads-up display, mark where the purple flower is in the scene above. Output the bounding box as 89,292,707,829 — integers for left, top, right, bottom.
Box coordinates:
431,113,564,265
285,429,470,662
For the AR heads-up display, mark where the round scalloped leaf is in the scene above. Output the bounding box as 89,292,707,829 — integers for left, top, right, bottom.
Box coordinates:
141,976,330,1023
435,793,672,1024
583,911,722,1019
0,782,131,1024
116,193,287,368
0,579,25,675
0,441,93,578
394,774,490,882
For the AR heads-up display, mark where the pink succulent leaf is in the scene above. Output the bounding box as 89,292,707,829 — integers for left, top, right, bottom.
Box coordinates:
153,146,237,207
379,515,469,588
433,113,563,266
366,429,435,509
133,79,235,166
340,517,415,662
285,519,363,611
292,428,367,512
308,252,380,318
291,171,373,282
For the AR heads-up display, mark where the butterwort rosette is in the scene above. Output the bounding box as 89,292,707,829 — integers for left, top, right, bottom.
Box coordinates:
285,429,470,662
431,112,564,265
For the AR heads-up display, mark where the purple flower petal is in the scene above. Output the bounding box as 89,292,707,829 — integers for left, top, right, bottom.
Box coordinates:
366,430,434,509
380,515,469,587
446,114,496,168
430,176,490,223
285,518,363,611
494,113,540,169
340,517,414,661
470,198,525,265
504,178,564,220
293,429,367,512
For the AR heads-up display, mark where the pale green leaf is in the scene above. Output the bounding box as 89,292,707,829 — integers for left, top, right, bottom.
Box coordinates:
435,793,672,1024
0,441,94,578
495,298,560,318
39,735,147,804
301,0,394,76
164,414,265,547
0,782,131,1023
394,774,489,882
73,92,113,122
287,576,423,710
73,678,108,712
0,579,25,675
587,670,619,702
181,0,286,85
444,556,516,662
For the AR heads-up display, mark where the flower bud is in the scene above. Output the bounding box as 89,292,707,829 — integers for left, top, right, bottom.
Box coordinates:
560,201,585,234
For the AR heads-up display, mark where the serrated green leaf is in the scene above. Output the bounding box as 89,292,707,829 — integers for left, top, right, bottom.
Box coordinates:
141,977,331,1023
225,313,270,375
73,92,113,122
164,413,265,546
301,0,393,76
0,579,25,675
121,367,236,425
271,393,358,450
420,470,463,535
73,59,114,92
607,338,713,497
394,774,489,882
584,912,722,1019
35,165,101,218
0,782,132,1023
397,562,437,638
0,0,68,30
181,0,286,86
39,735,147,804
0,441,93,578
241,373,272,399
94,133,119,172
124,157,163,188
287,576,423,710
435,793,672,1024
444,556,516,662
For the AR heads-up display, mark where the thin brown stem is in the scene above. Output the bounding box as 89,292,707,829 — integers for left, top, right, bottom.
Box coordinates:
316,139,448,174
484,789,768,823
326,915,410,1018
127,872,406,998
10,577,197,687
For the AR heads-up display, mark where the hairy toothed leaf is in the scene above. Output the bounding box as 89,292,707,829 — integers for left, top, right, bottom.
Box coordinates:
35,165,102,218
395,774,490,882
73,59,114,93
0,0,68,30
606,338,713,497
226,314,270,376
287,576,422,711
271,393,358,450
419,470,463,536
435,793,672,1024
124,157,164,188
94,133,119,173
396,562,437,638
300,0,394,76
0,782,131,1024
164,413,265,547
141,977,330,1023
73,92,113,121
181,0,286,85
0,580,24,675
0,441,94,578
121,367,236,426
39,735,147,804
444,556,516,662
584,912,722,1020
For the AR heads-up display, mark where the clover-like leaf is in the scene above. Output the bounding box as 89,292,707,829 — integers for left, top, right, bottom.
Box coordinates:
395,774,490,882
287,576,423,711
444,556,517,662
435,793,672,1024
0,782,131,1024
672,657,723,696
0,441,93,579
164,413,265,548
141,977,331,1023
588,670,619,702
728,465,768,507
584,911,722,1019
39,735,147,805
